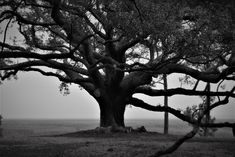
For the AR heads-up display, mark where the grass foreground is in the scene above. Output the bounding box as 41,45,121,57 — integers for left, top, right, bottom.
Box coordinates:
0,129,235,157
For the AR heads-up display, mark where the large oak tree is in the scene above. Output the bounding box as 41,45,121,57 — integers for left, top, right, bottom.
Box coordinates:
0,0,235,133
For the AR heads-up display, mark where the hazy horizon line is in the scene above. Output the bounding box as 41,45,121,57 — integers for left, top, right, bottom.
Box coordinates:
3,118,234,121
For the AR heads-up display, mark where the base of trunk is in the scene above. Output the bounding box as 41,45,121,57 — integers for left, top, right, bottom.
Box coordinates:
97,95,126,128
95,126,147,134
99,105,125,128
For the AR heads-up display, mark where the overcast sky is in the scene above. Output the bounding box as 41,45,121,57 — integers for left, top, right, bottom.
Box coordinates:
0,71,234,120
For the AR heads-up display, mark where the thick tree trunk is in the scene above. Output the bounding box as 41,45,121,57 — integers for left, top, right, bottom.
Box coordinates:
97,95,126,128
95,69,152,129
99,102,116,127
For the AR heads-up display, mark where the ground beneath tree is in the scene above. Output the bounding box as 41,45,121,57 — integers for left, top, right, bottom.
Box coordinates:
0,129,235,157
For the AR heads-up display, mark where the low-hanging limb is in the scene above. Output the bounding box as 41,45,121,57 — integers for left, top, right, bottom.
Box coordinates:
128,97,191,122
149,126,199,157
128,97,235,129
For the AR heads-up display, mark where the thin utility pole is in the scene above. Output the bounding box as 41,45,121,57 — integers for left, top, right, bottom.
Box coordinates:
204,82,210,136
163,74,168,134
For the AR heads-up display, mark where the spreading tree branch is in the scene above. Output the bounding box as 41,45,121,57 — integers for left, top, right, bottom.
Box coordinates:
164,64,235,83
0,50,71,60
22,67,91,84
134,86,235,98
0,60,88,75
128,97,235,129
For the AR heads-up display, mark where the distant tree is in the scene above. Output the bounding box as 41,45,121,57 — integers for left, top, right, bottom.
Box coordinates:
1,0,235,156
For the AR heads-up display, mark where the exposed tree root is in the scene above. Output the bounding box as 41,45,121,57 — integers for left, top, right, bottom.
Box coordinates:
94,126,147,134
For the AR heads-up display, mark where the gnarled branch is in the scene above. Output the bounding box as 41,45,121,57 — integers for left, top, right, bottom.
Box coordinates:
134,86,235,98
22,67,91,84
0,60,88,75
128,97,235,129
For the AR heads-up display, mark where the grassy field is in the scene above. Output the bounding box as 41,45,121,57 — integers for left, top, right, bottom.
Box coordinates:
0,119,234,157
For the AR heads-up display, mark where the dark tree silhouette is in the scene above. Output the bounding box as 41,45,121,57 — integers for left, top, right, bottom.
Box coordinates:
0,0,235,156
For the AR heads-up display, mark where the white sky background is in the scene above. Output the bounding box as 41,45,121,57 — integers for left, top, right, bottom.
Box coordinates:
0,18,235,120
0,72,234,120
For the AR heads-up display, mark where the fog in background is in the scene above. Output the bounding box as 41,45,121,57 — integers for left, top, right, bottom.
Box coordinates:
0,72,234,120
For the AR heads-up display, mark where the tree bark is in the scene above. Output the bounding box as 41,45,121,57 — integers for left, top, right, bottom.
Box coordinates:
97,93,126,128
95,69,152,128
